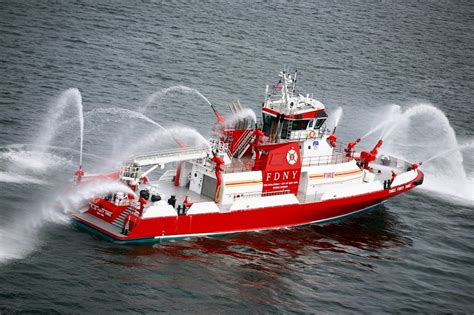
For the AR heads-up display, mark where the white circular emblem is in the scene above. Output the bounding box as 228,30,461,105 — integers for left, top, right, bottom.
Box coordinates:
286,148,298,165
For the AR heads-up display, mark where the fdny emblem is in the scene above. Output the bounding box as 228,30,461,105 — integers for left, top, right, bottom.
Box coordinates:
286,148,298,165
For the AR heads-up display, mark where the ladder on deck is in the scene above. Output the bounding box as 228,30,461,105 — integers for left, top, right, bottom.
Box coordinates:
286,121,293,139
233,129,255,159
111,206,135,229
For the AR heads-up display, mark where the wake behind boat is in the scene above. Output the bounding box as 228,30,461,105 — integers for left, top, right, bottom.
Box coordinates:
70,70,424,243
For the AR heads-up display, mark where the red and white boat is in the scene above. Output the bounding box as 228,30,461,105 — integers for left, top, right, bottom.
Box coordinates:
70,70,424,243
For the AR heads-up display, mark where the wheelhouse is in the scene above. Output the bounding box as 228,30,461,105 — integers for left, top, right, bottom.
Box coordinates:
262,110,328,141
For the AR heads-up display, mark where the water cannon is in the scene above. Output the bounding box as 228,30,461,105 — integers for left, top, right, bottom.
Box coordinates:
327,127,337,148
211,110,226,136
74,165,85,184
360,139,384,170
370,139,384,157
409,162,422,171
345,138,361,157
215,111,225,124
209,102,225,125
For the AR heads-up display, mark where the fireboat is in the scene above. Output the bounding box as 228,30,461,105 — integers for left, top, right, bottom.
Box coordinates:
70,70,424,243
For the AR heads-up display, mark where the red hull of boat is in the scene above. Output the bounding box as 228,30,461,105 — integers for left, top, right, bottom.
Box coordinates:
71,171,423,243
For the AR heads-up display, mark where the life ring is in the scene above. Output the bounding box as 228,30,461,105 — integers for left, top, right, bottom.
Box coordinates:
286,148,298,165
308,130,316,139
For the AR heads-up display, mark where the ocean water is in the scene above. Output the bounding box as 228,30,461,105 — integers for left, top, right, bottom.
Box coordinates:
0,1,473,313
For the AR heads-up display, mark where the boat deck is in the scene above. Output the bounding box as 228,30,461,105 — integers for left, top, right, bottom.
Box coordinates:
146,177,214,205
72,212,125,239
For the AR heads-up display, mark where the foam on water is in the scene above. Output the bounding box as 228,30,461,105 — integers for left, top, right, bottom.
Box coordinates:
0,220,42,263
0,184,70,264
0,179,133,264
0,181,66,264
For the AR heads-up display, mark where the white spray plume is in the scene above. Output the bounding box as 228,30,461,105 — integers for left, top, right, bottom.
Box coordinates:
36,88,84,167
378,102,473,205
142,85,213,113
225,108,257,127
58,180,136,211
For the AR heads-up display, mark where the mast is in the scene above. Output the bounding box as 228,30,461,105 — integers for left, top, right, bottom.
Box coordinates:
292,69,297,95
282,71,290,114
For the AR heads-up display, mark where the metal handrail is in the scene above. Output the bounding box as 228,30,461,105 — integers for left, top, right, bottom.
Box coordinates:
209,139,231,157
373,155,411,171
129,145,209,162
287,128,326,141
223,160,255,173
302,153,351,167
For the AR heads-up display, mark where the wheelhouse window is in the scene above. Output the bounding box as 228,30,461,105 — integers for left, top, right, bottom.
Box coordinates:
291,119,310,131
280,120,290,139
262,113,274,136
315,118,326,129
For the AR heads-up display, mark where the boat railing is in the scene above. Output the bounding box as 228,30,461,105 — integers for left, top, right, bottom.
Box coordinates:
223,159,255,173
287,128,326,141
130,145,209,161
223,151,351,172
373,155,411,171
209,138,232,158
124,145,210,168
302,152,351,167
